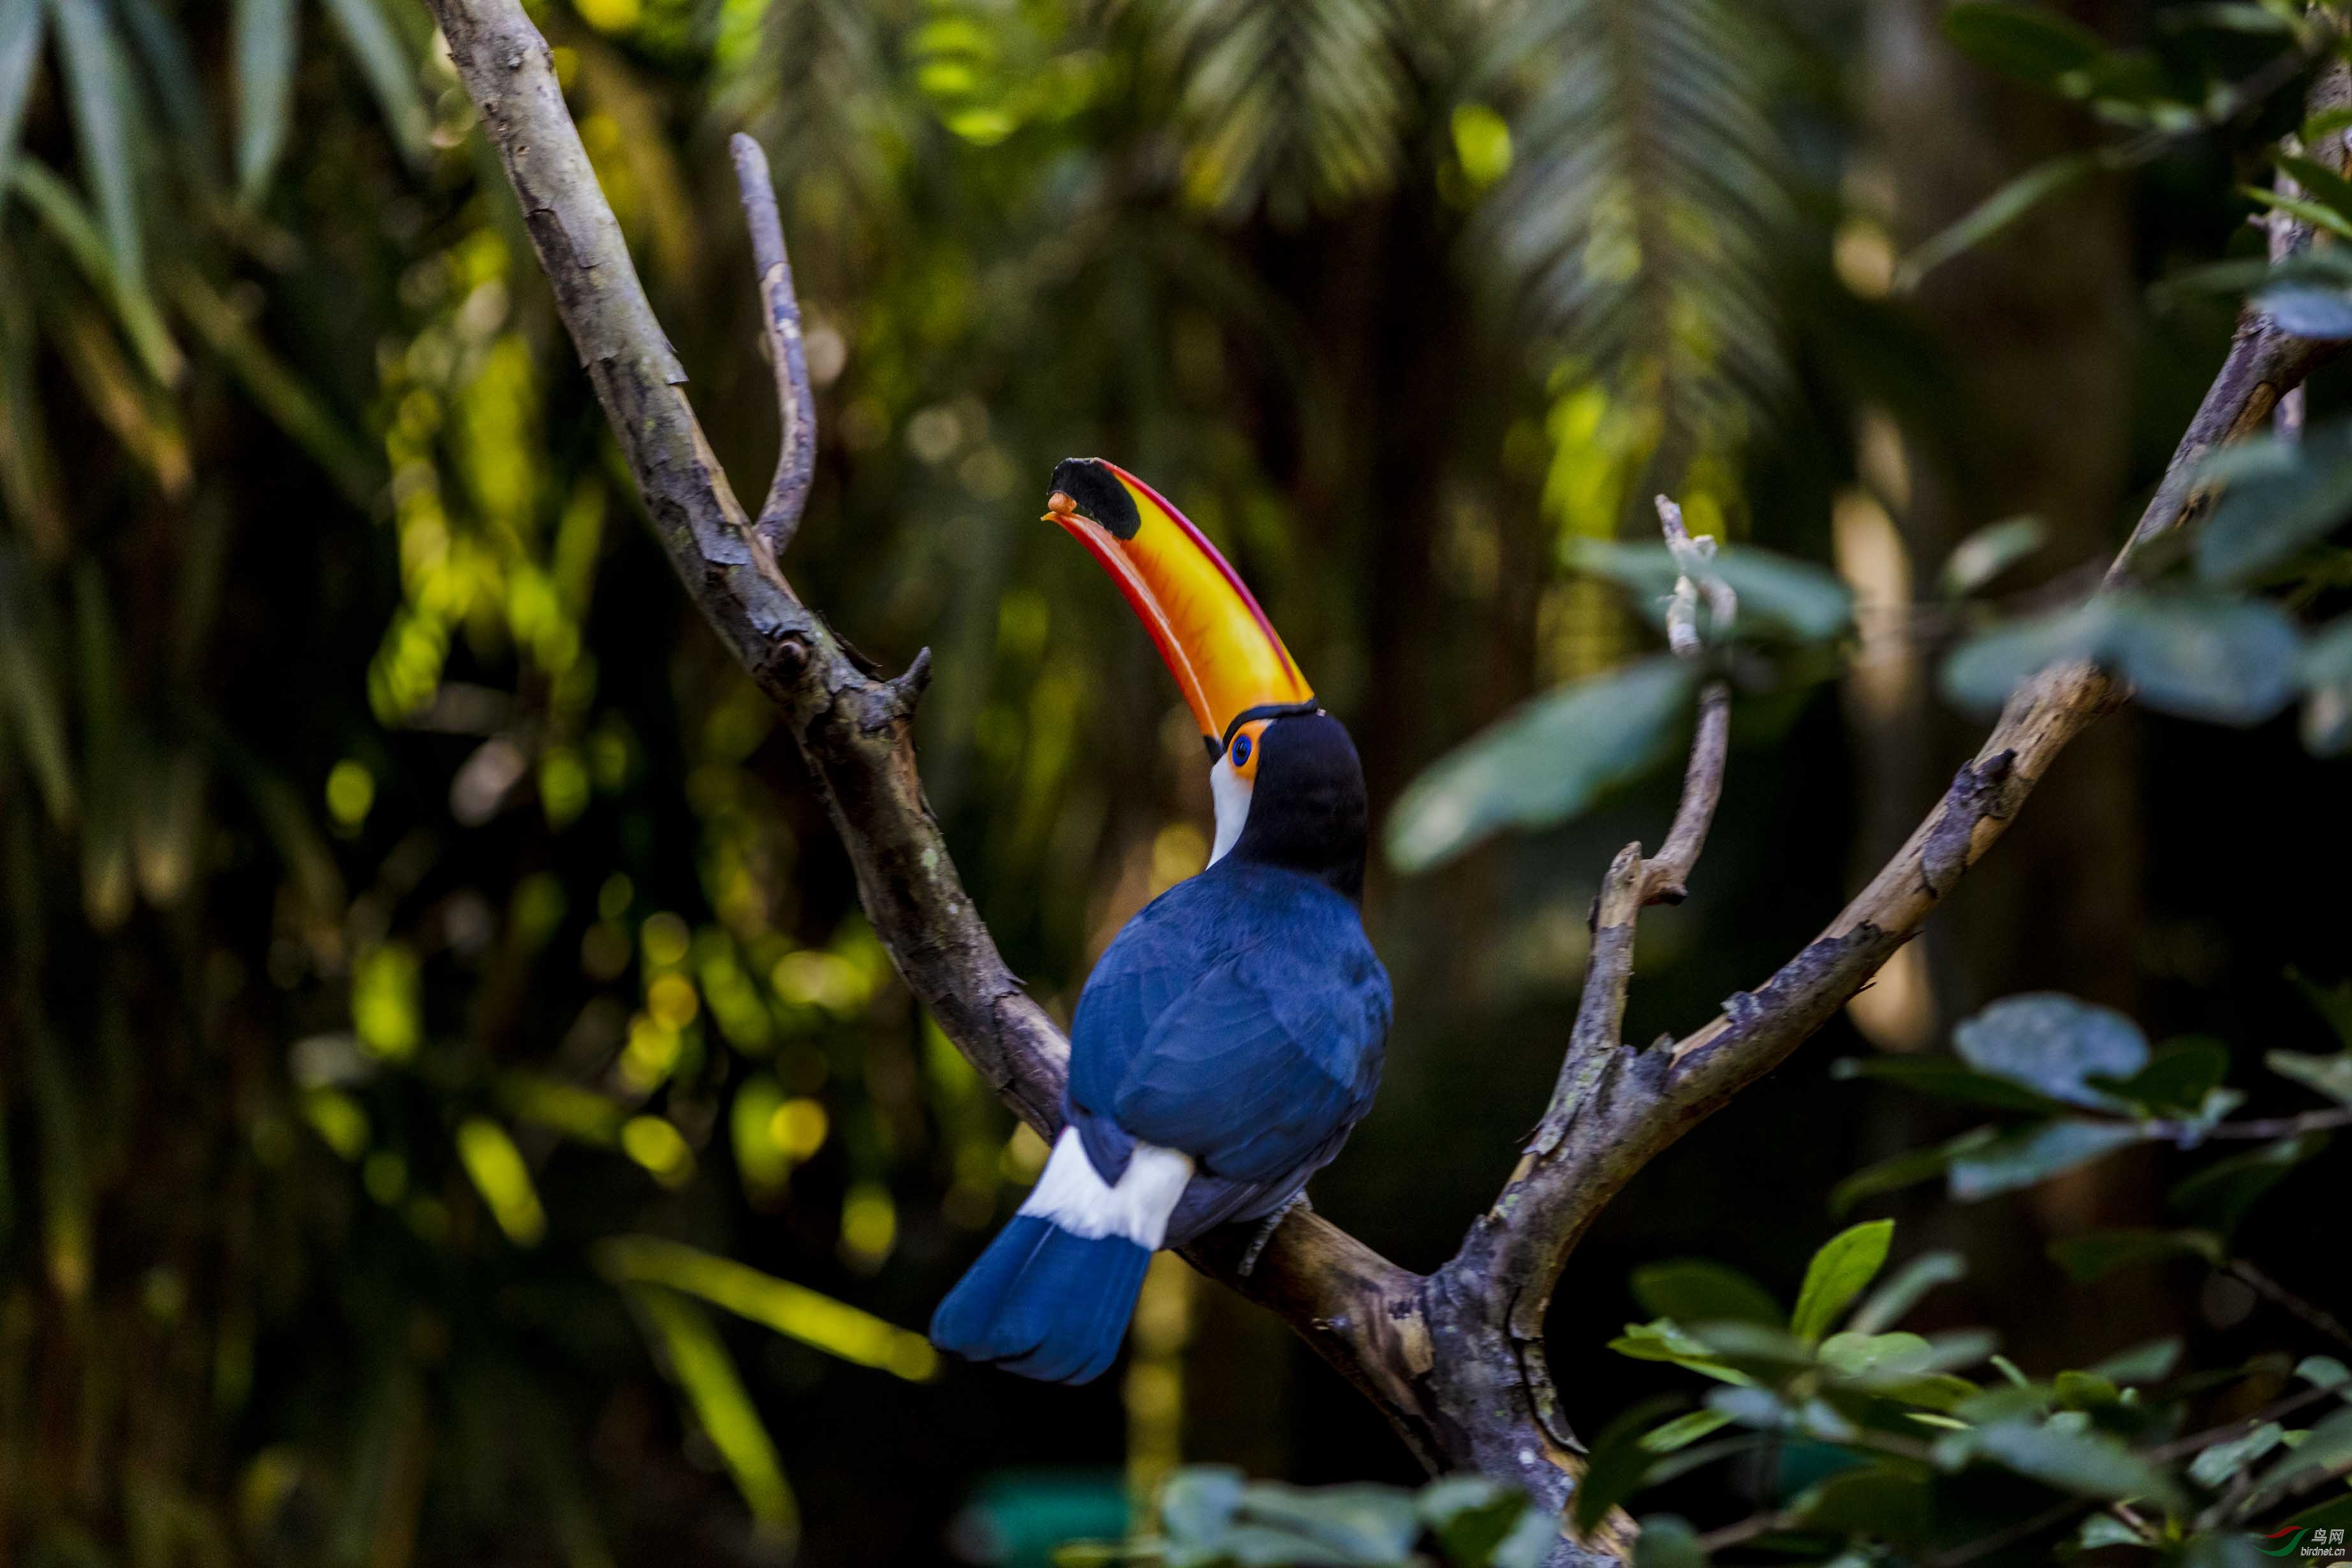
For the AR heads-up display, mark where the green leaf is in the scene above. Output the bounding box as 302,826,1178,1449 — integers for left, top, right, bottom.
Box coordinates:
2048,1228,2224,1282
2244,186,2352,244
1946,1418,2184,1509
2291,969,2352,1046
1941,516,2048,597
2199,423,2352,583
1943,594,2302,725
1608,1321,1753,1386
2267,1049,2352,1105
10,156,182,386
2077,1513,2150,1550
2092,1039,2232,1116
1943,4,2109,87
1230,1482,1422,1565
1419,1476,1546,1568
1571,1396,1686,1540
1832,1055,2071,1114
1849,1250,1967,1334
2247,1406,2352,1509
1948,1120,2149,1201
1562,538,1853,643
1385,657,1698,872
45,0,142,290
1630,1261,1783,1330
1639,1410,1733,1454
1897,152,2099,291
1792,1462,1933,1542
2253,283,2352,339
2085,1337,2181,1384
2277,155,2352,227
232,0,298,201
1629,1516,1705,1568
317,0,430,168
0,543,74,824
1832,1128,1999,1215
627,1288,799,1541
2298,1356,2351,1394
2191,1422,2286,1488
1791,1220,1894,1344
2170,1134,2332,1232
1953,993,2149,1108
2287,1490,2352,1535
0,0,43,203
1163,1468,1247,1546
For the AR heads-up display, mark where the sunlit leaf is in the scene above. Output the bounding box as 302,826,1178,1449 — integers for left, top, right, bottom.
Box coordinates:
1790,1220,1893,1343
455,1118,546,1245
596,1235,940,1381
1385,656,1698,872
232,0,298,200
628,1287,800,1543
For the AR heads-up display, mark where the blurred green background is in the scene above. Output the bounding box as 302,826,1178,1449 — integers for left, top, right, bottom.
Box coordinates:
1,0,2347,1562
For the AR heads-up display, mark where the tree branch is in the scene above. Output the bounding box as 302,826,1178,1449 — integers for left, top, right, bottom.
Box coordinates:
422,0,1439,1472
728,134,818,556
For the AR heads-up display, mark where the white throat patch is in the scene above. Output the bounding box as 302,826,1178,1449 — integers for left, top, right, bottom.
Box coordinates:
1209,751,1254,865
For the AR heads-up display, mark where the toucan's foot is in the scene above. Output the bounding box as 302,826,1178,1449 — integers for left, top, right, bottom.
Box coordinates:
1238,1192,1312,1277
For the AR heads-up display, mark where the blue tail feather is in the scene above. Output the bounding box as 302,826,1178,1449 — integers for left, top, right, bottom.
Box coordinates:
929,1215,1150,1385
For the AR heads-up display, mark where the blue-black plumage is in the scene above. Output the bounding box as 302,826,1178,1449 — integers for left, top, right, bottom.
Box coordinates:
929,705,1391,1385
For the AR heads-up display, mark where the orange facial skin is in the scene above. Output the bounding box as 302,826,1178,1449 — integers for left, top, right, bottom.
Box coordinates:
1043,460,1313,752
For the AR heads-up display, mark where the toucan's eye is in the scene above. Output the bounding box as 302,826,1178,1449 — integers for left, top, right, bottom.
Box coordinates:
1231,733,1253,767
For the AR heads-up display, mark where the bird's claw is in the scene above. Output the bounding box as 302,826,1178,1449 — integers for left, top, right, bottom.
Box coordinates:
1237,1191,1312,1277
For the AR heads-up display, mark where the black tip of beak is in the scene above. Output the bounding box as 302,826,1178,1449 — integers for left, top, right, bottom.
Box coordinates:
1048,458,1141,540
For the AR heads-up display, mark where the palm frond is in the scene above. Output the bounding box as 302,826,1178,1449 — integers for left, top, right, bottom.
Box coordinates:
1140,0,1422,224
1473,0,1795,530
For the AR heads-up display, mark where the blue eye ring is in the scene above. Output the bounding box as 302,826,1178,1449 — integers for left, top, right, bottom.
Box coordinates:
1231,733,1253,767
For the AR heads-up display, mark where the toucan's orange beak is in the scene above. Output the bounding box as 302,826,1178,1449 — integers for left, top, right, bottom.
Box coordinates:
1044,458,1314,756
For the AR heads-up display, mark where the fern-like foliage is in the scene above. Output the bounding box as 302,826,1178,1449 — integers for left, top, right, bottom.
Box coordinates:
1136,0,1424,225
717,0,906,210
1473,0,1795,532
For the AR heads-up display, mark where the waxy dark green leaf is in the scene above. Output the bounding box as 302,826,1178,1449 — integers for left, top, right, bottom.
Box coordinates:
1386,656,1698,872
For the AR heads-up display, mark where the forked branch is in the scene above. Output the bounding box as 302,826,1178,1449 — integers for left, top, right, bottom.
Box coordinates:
729,134,818,555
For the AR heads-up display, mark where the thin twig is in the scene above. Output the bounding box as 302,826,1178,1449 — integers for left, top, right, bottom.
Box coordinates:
2231,1259,2352,1356
2146,1106,2352,1142
1693,1509,1797,1555
1642,680,1728,906
728,133,817,557
1923,1498,2089,1568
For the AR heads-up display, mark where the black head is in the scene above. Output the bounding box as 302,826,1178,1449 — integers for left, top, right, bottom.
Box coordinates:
1228,711,1369,904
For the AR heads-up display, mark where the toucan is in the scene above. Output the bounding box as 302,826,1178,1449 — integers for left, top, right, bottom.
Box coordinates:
928,458,1392,1384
